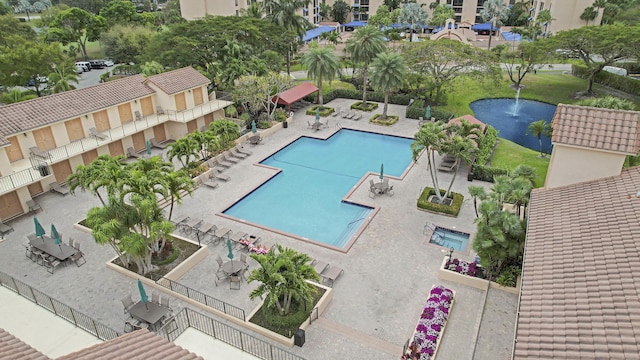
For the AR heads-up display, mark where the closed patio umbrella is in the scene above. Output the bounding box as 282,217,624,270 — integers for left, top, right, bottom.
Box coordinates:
251,120,257,134
379,163,384,181
146,140,151,156
425,105,431,120
51,224,62,252
315,107,320,123
34,217,45,238
227,237,234,261
138,279,149,310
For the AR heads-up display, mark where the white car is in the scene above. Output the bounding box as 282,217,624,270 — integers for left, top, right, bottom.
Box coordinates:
75,64,85,74
102,59,115,67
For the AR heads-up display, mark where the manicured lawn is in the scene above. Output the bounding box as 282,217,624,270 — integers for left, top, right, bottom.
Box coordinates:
491,139,550,188
294,79,356,95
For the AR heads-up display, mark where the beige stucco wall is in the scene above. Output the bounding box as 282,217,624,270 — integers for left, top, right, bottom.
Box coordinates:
537,0,603,33
545,144,625,189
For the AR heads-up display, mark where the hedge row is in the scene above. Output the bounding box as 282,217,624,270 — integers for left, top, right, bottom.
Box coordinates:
405,99,455,122
417,187,464,216
572,64,640,97
475,126,499,166
471,163,509,182
303,89,413,106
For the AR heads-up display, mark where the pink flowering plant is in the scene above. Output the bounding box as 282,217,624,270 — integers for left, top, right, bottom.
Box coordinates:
446,258,478,277
401,286,454,360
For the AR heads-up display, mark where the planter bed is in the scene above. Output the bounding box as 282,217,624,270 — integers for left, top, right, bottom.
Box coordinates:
437,257,520,294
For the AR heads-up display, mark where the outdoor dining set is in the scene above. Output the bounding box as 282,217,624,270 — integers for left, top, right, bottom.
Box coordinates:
24,217,85,273
122,280,174,333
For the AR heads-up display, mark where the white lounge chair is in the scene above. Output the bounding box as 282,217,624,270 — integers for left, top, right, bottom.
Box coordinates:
150,138,167,149
29,147,50,159
212,168,230,182
234,145,252,156
89,127,108,141
49,182,70,196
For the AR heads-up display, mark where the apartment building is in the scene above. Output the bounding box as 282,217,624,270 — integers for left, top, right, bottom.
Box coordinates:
0,67,232,221
180,0,601,32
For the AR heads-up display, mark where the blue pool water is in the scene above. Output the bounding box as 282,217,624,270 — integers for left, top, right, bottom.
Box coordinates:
470,99,557,153
223,129,414,248
429,227,470,251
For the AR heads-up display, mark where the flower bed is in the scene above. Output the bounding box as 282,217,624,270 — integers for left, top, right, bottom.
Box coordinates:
402,285,455,360
445,258,479,277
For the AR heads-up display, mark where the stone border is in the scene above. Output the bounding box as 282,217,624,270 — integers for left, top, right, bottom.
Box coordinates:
437,257,520,295
244,280,334,347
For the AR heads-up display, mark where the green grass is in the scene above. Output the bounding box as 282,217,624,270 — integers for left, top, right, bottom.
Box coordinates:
294,79,356,95
490,139,550,188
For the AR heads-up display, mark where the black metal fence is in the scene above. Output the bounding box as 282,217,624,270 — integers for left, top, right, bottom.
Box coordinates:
0,271,120,341
155,277,246,321
157,307,306,360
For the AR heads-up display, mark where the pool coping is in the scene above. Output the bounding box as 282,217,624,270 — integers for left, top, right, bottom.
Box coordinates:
216,127,417,253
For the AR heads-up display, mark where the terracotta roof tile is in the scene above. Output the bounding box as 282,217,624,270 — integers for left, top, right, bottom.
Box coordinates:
144,67,209,95
0,328,50,360
551,104,640,154
58,329,203,360
515,167,640,359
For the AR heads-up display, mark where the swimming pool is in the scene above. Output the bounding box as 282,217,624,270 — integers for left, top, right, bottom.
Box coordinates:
223,129,414,249
429,227,470,251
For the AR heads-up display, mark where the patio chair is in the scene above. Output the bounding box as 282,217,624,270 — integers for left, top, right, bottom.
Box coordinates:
197,222,215,237
230,231,248,245
70,251,86,267
135,111,143,121
249,135,263,145
27,199,41,213
68,237,74,248
215,154,233,168
387,185,394,196
214,227,231,241
49,182,70,196
152,292,160,304
89,127,108,141
223,151,239,164
229,275,242,290
126,147,142,159
45,257,63,274
234,145,253,156
312,260,329,275
160,295,171,308
353,112,362,121
321,266,344,287
73,242,80,251
307,121,313,129
214,270,229,286
229,147,248,159
341,111,349,119
0,221,13,238
368,179,378,198
24,243,35,261
201,175,219,190
345,112,355,119
184,218,202,234
323,119,330,128
156,105,165,115
332,108,340,117
212,168,230,182
121,295,135,314
150,138,167,149
215,255,225,272
172,215,190,228
240,253,250,277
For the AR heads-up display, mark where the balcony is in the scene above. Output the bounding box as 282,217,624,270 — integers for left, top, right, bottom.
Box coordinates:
0,98,233,195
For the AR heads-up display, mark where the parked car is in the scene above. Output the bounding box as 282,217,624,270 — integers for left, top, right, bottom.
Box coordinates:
26,75,47,87
89,60,106,69
75,61,90,72
102,59,114,67
75,64,85,74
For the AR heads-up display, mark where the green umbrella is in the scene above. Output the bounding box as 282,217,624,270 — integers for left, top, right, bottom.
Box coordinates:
251,120,257,134
425,105,431,120
315,107,320,122
51,224,62,251
146,140,151,155
34,217,45,238
137,279,149,310
379,163,384,180
227,236,234,261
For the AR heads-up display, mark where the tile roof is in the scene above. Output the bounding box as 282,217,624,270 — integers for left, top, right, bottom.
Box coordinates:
144,67,210,95
515,166,640,359
58,329,203,360
0,328,50,360
551,104,640,155
448,114,487,133
276,82,319,105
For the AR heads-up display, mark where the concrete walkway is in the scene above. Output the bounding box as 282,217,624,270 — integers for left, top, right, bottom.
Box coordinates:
0,98,518,359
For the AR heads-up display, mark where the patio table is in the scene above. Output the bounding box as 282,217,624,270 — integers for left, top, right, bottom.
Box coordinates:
30,236,77,261
128,301,171,328
222,260,244,277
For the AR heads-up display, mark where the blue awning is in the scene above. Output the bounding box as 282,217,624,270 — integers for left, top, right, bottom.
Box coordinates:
302,26,336,42
471,22,498,31
501,31,522,41
432,23,458,33
344,21,367,27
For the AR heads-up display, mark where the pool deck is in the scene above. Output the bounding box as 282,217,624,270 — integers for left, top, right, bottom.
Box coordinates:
0,98,518,360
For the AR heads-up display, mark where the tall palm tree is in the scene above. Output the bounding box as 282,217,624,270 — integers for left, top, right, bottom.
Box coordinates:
370,52,407,118
468,185,487,218
440,133,476,200
168,137,200,168
48,66,80,93
248,244,320,316
411,121,447,203
345,26,386,106
68,154,126,205
303,46,340,106
527,119,552,157
209,119,240,147
580,6,598,25
480,0,509,50
67,163,107,205
164,169,195,221
265,0,310,75
240,2,263,18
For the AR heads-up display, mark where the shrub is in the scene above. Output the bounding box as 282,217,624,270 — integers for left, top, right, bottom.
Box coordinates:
495,265,521,287
304,89,413,107
417,187,464,216
406,99,455,122
475,126,499,166
239,112,252,128
225,104,238,118
370,114,399,125
572,64,640,97
257,120,271,129
305,105,334,117
273,108,287,121
262,299,313,334
471,164,509,182
351,101,379,111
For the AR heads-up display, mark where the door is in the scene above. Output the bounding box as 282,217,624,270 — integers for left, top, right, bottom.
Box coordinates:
108,140,125,157
28,182,44,197
140,97,154,116
0,191,22,220
65,117,85,142
94,110,111,132
51,160,73,184
193,87,204,105
5,136,24,162
118,103,133,124
186,120,197,133
175,93,187,111
204,113,214,129
82,149,98,165
153,125,167,142
132,132,146,152
33,127,57,150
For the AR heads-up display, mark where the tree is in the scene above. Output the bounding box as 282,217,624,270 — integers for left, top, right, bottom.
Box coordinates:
164,169,195,221
499,41,554,88
345,26,386,106
99,0,144,26
141,61,165,76
383,0,401,11
549,24,640,94
0,89,37,104
369,52,406,118
48,64,80,93
46,7,107,59
247,244,320,316
527,119,552,157
403,39,501,103
1,40,66,97
319,2,331,21
580,6,598,25
233,73,293,119
319,31,341,46
59,0,107,14
468,185,487,218
100,24,155,64
480,0,508,50
398,2,427,42
0,14,37,47
265,0,309,75
330,0,350,24
368,5,394,28
578,96,636,110
209,119,241,148
168,137,200,168
303,46,340,106
430,3,455,27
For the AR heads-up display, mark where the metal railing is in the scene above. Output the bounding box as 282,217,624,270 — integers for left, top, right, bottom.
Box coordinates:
0,98,234,196
157,307,306,360
155,277,246,321
0,270,120,341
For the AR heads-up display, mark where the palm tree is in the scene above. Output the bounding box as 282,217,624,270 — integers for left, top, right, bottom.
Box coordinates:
68,154,127,205
330,0,351,24
580,6,598,25
480,0,509,50
209,119,240,148
411,121,447,203
345,26,386,106
67,163,107,205
168,137,200,168
164,169,195,221
240,2,263,18
398,2,428,42
440,133,477,200
468,185,487,218
0,88,37,104
303,46,340,106
265,0,309,75
511,164,537,188
452,119,483,148
527,119,552,157
247,244,320,316
369,52,407,118
48,66,80,93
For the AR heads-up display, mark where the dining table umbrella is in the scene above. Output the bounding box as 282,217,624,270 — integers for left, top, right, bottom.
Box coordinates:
146,140,152,156
138,279,149,310
251,120,257,134
34,217,45,239
425,105,431,120
379,163,384,181
227,236,234,262
315,107,320,122
51,224,62,252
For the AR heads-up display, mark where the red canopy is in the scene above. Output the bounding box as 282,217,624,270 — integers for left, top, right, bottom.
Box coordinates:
276,83,319,111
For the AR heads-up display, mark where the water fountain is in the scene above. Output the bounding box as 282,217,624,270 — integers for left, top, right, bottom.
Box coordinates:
511,87,521,116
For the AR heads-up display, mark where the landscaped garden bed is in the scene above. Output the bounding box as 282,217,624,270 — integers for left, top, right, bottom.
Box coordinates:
351,101,379,111
305,105,334,117
370,114,399,126
437,257,520,294
417,187,464,217
402,285,455,360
